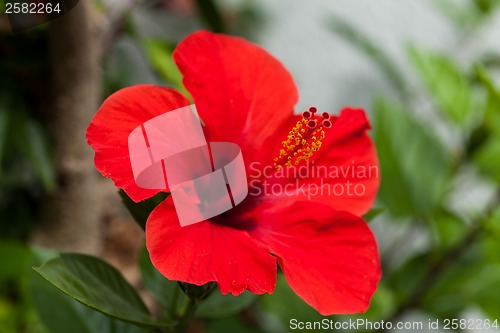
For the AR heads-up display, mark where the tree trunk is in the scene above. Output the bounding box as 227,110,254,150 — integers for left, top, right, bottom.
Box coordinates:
32,1,103,254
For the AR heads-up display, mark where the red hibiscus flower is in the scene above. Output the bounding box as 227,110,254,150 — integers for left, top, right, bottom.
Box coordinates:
86,30,381,315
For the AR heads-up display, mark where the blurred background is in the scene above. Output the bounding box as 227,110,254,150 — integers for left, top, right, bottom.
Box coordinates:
1,0,500,332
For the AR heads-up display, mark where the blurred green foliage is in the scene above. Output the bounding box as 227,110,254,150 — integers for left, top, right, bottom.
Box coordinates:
2,0,500,332
330,0,500,330
373,99,451,217
408,46,480,127
0,31,54,240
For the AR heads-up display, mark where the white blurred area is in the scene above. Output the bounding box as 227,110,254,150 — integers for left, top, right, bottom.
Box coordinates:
102,0,500,115
250,0,500,114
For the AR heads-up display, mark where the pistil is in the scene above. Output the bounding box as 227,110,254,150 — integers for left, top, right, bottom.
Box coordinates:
273,107,333,170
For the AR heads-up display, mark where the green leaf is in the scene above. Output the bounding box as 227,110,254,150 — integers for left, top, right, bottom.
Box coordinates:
0,242,46,333
485,206,500,239
373,99,451,217
472,136,500,183
0,99,54,191
260,275,325,332
139,245,188,313
142,39,189,98
205,316,263,333
474,0,497,13
119,190,169,230
417,239,486,318
476,66,500,134
103,36,159,95
408,46,479,127
429,209,468,249
33,253,175,328
194,0,226,33
328,15,408,99
422,249,492,319
337,283,397,326
357,282,396,321
29,248,145,333
362,207,385,223
0,241,31,283
386,253,430,304
464,264,500,319
30,245,59,266
433,0,484,29
482,213,500,265
197,291,257,318
17,118,55,191
0,106,9,169
30,270,145,333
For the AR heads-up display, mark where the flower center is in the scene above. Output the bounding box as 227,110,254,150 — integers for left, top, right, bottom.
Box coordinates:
273,107,333,170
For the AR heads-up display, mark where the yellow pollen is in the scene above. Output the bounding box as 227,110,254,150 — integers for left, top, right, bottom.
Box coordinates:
273,112,330,169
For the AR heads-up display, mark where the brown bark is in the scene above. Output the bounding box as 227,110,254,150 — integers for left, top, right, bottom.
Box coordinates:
32,1,103,254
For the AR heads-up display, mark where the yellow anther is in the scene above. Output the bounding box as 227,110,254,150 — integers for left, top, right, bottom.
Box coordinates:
272,109,332,169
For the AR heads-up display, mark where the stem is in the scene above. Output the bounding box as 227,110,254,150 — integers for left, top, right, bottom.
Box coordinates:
176,298,199,333
170,284,181,316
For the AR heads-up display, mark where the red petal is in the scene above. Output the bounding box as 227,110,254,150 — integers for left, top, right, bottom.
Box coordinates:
310,108,379,215
146,197,276,295
252,108,379,216
250,200,381,315
86,85,190,202
173,30,299,153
